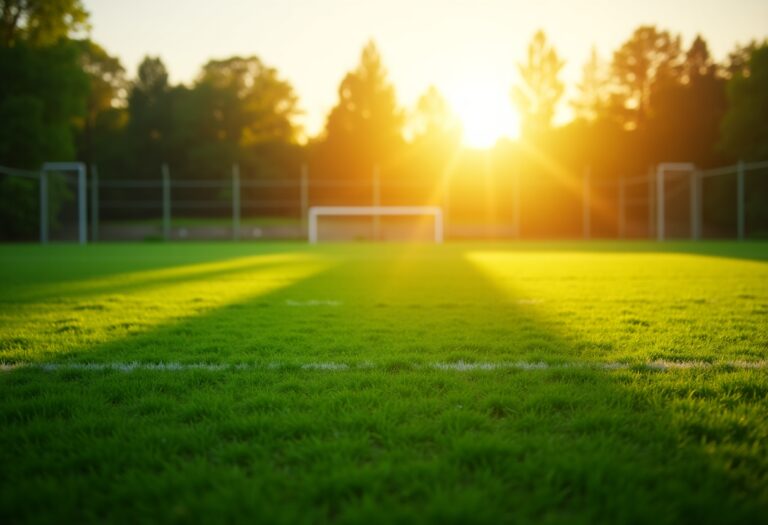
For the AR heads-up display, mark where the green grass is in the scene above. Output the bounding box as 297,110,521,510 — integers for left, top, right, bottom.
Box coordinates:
1,241,767,524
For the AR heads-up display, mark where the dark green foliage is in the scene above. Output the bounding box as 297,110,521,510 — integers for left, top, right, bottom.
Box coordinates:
73,39,128,172
0,4,88,239
167,56,301,180
0,176,38,238
0,40,87,166
125,56,173,178
610,26,683,130
0,173,72,239
647,35,729,166
0,0,89,47
720,43,768,161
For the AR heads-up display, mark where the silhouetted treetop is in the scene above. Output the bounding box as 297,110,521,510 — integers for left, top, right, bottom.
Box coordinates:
683,35,716,82
720,43,768,161
78,40,126,115
512,30,565,138
134,56,169,97
1,0,89,47
572,46,609,122
726,40,760,78
198,56,301,145
411,85,460,144
611,26,682,129
324,40,404,160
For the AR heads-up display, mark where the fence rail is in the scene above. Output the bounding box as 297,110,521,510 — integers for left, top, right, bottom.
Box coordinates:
2,160,767,243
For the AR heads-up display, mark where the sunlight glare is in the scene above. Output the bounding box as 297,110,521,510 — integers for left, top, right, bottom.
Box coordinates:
447,84,520,148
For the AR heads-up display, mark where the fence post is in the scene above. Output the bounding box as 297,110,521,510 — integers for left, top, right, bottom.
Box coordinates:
582,166,591,240
443,177,451,240
372,165,381,240
39,170,48,244
434,209,444,244
90,164,99,242
162,163,171,241
77,164,87,245
512,167,521,239
647,165,655,239
232,164,240,241
690,168,701,240
618,174,626,239
308,208,318,244
656,165,665,241
737,160,745,241
300,164,309,236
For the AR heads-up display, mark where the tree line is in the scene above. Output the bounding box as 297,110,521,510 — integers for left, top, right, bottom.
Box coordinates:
1,0,767,237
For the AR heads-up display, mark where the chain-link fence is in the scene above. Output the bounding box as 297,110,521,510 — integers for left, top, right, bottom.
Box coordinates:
2,160,767,242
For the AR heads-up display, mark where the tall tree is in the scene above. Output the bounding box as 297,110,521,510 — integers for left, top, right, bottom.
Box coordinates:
572,46,609,122
647,34,727,166
74,40,127,171
321,40,404,174
407,86,461,193
170,55,302,179
411,86,461,145
683,35,716,81
512,30,565,139
610,26,682,129
720,43,768,161
719,43,768,230
1,0,88,47
0,0,89,237
127,56,172,177
0,42,86,166
198,56,300,147
725,40,759,78
0,0,90,167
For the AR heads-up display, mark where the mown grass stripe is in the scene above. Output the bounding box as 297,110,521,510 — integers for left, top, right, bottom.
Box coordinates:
2,359,767,372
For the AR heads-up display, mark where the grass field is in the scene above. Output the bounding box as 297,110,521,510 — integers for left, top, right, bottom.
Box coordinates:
1,241,767,524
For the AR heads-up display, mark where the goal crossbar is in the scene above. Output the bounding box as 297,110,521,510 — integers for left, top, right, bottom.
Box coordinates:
308,206,443,244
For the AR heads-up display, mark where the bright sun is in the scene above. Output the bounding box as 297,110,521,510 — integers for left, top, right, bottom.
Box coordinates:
447,84,520,148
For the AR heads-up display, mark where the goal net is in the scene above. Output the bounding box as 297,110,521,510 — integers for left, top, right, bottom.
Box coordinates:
308,206,443,243
655,163,699,241
0,162,87,243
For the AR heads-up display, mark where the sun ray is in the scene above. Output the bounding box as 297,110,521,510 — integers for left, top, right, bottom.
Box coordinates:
446,83,520,148
515,137,617,228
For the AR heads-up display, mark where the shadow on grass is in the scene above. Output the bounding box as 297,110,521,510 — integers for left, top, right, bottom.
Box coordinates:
0,243,304,303
0,245,766,523
12,253,315,304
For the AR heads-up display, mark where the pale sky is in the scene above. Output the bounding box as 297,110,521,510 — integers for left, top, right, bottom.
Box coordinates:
85,0,768,142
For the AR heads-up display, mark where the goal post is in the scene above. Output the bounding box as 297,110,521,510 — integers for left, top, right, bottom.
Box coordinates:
0,162,87,244
42,162,87,245
308,206,444,244
655,163,698,242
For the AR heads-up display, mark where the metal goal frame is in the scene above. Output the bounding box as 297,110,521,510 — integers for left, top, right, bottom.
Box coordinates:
308,206,444,244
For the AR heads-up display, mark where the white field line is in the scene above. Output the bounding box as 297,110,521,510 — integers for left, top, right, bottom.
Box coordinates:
1,359,767,373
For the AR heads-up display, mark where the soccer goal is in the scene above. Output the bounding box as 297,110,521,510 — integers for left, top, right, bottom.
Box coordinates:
655,163,699,241
308,206,444,244
0,162,87,244
41,162,88,244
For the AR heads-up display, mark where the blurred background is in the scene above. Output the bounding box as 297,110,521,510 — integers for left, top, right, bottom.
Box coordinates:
1,0,767,242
